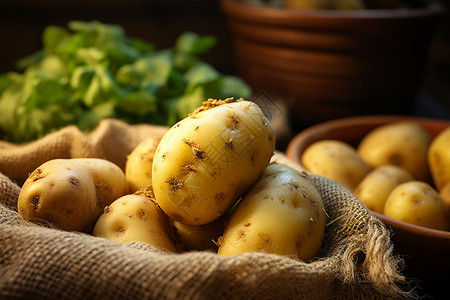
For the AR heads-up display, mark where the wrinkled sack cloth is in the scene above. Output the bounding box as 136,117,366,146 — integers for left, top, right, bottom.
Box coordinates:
0,119,414,299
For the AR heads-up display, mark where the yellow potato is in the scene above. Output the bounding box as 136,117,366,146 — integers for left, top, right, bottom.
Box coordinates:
152,98,275,225
301,140,371,191
218,163,327,262
357,121,432,182
439,181,450,210
93,193,180,252
125,136,162,192
174,199,240,251
383,181,450,231
174,200,240,251
174,215,227,251
354,165,414,214
18,158,129,232
428,126,450,190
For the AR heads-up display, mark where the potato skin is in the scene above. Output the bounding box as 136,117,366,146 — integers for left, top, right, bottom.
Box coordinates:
93,194,180,252
354,165,414,214
17,158,129,232
152,98,275,225
357,121,432,182
218,163,327,262
383,181,450,231
174,216,227,251
301,140,371,191
440,182,450,209
174,199,238,251
125,136,162,192
428,127,450,191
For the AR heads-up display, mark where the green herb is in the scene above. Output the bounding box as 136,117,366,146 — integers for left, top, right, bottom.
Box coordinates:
0,21,251,143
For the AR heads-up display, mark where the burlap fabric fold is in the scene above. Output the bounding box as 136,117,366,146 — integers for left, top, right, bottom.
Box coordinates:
0,119,414,299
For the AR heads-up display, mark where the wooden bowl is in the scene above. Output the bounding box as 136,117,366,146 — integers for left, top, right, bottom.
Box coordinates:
286,115,450,297
220,0,445,128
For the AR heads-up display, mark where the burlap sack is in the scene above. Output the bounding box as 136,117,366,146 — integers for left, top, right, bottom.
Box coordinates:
0,119,415,299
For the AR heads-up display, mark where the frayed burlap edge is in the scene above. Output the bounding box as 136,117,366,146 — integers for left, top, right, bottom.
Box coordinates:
271,154,415,299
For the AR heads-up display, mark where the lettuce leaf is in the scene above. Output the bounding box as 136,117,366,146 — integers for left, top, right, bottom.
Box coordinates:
0,21,251,143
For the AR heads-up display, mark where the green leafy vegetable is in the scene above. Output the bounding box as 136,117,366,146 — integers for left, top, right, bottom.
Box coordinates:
0,20,251,143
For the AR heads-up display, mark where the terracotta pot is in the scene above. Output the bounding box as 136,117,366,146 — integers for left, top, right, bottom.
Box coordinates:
286,115,450,298
220,0,445,128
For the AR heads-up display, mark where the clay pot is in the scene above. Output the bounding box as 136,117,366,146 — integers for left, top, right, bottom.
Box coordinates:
286,115,450,298
220,0,444,129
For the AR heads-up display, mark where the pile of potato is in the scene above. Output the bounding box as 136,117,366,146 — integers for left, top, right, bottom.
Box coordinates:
301,121,450,232
17,98,328,261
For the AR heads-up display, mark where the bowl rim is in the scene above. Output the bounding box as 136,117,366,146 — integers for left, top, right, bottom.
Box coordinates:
371,210,450,240
220,0,445,23
286,114,450,239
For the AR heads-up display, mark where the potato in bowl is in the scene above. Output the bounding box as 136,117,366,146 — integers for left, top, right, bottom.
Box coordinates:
286,115,450,297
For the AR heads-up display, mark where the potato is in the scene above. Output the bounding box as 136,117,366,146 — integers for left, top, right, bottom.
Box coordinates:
125,136,162,192
354,165,414,214
174,215,227,251
174,200,239,251
439,181,450,210
217,163,327,262
18,158,129,232
301,140,371,191
93,193,180,252
174,199,240,251
383,181,450,231
428,127,450,190
152,98,275,225
357,121,432,182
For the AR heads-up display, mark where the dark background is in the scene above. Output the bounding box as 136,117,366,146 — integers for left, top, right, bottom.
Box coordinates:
0,0,449,119
0,0,236,74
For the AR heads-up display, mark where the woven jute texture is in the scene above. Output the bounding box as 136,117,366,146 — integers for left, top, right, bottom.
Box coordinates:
0,119,414,300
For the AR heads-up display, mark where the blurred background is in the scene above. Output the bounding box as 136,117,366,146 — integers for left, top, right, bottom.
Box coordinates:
0,1,236,76
1,0,449,138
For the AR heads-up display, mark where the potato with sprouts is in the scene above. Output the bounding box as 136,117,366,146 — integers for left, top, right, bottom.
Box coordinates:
152,98,275,225
218,163,327,261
